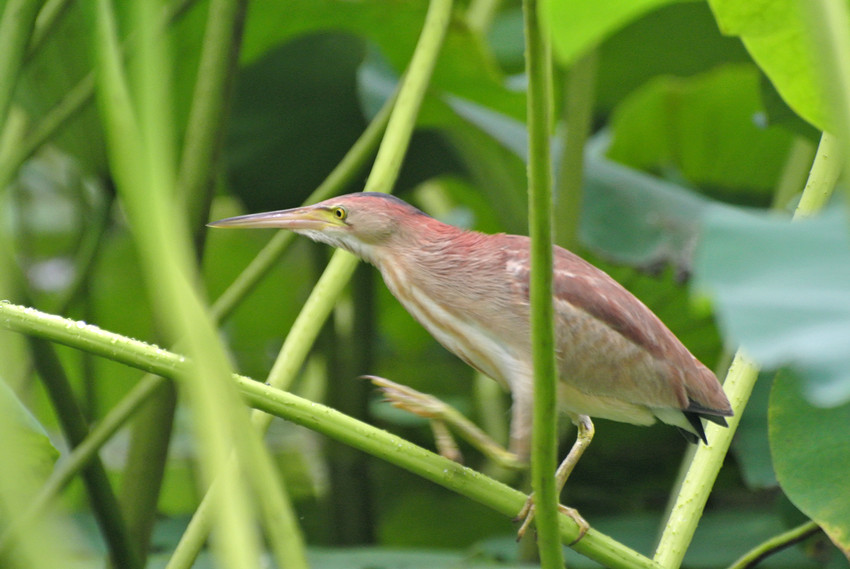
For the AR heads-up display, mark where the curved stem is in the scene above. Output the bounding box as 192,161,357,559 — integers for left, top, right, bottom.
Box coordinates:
727,520,821,569
0,300,660,569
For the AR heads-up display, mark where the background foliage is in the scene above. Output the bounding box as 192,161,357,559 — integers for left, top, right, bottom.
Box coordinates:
0,0,848,568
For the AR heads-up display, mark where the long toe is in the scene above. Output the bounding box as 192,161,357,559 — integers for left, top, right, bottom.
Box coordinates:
513,496,589,544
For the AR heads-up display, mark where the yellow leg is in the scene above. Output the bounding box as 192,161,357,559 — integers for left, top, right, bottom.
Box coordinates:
363,375,527,470
515,415,594,543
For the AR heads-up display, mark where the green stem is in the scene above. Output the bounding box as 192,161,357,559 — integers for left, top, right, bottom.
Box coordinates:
726,520,821,569
92,1,289,567
524,0,562,567
654,131,839,568
118,1,249,562
0,0,44,132
0,300,660,569
796,132,842,218
177,0,248,233
26,0,73,59
27,338,142,569
555,49,597,251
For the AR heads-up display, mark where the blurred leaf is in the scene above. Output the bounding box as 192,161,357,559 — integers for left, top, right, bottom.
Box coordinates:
0,377,58,476
596,2,752,113
770,370,850,560
707,0,829,130
584,134,714,272
16,2,208,176
241,0,523,119
693,204,850,407
378,489,513,548
606,64,795,201
540,0,680,65
225,33,368,212
732,371,777,489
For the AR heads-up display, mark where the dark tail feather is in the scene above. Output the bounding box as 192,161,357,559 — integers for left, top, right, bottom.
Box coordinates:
680,399,734,445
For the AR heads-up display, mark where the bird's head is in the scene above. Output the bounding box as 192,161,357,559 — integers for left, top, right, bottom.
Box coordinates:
208,192,429,263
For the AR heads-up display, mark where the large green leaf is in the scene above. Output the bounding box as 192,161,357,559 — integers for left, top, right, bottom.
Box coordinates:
540,0,681,65
770,371,850,559
241,0,523,120
707,0,831,130
693,204,850,407
606,64,795,201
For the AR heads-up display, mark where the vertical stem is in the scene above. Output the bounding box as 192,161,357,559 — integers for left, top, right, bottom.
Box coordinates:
654,130,839,569
555,49,597,251
177,0,248,234
796,132,842,218
523,0,562,567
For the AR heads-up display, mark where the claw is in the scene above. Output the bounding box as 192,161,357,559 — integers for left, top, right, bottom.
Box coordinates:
514,495,589,545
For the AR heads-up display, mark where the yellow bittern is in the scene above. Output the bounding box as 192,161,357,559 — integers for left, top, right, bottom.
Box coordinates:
210,192,732,536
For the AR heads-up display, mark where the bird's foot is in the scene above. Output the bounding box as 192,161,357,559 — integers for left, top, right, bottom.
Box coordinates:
363,375,448,419
514,495,588,545
362,375,526,470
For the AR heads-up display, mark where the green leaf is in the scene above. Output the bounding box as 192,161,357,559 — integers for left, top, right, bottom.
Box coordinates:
606,64,795,200
241,0,523,119
693,204,850,407
540,0,681,65
770,370,850,559
707,0,829,130
0,377,59,477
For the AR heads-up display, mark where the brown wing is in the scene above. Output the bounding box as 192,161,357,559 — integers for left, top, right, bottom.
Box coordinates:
500,235,732,417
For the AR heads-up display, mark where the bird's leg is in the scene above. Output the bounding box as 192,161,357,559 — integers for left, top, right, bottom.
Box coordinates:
515,415,594,543
363,375,527,470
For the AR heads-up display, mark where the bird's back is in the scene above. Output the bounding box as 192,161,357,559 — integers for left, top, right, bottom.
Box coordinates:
374,224,731,442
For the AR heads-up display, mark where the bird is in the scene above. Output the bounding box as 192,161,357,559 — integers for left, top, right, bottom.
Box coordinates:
209,191,733,537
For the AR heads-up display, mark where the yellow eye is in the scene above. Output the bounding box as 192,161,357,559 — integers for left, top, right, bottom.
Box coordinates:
332,206,347,221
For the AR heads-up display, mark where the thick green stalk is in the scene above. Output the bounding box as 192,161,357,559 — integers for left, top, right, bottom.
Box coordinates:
555,49,597,251
171,0,456,564
91,2,298,568
523,0,562,567
120,0,249,562
0,300,660,569
654,130,839,568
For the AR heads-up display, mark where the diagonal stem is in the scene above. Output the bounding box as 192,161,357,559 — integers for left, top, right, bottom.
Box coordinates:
0,299,659,569
653,131,839,568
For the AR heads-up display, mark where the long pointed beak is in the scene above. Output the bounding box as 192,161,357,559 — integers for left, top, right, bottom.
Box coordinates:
207,205,330,230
